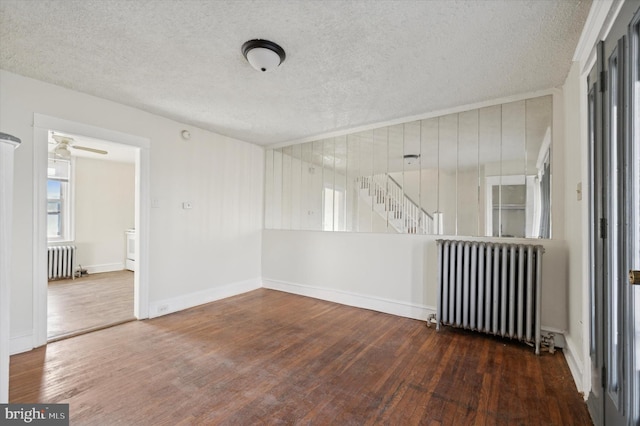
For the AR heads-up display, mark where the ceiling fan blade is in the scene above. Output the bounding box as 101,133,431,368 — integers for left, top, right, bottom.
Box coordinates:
72,145,108,155
52,134,73,144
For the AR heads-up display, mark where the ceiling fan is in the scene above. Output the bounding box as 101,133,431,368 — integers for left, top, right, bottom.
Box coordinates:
51,134,108,159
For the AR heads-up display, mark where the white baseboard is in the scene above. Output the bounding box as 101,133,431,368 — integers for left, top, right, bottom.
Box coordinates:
10,333,34,356
262,279,567,350
563,335,586,395
84,263,125,275
148,278,262,318
262,279,436,321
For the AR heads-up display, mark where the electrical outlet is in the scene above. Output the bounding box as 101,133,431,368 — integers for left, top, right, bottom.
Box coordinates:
182,201,192,209
158,304,169,314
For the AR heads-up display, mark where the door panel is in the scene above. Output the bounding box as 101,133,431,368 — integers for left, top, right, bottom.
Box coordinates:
604,39,624,419
587,51,605,425
626,7,640,424
588,2,640,425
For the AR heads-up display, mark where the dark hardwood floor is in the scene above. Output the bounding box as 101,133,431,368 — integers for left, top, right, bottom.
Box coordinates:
48,270,135,341
11,288,592,425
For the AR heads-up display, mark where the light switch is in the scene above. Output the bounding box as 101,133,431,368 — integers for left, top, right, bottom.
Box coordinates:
182,202,193,209
152,198,160,208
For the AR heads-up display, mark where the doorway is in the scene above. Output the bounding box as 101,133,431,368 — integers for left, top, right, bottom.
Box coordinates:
46,131,137,340
587,2,640,425
32,115,150,347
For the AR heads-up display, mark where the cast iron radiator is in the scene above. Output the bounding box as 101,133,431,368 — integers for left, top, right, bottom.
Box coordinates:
47,245,76,280
436,240,544,354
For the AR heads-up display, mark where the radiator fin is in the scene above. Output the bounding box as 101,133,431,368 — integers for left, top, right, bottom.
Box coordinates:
436,240,544,354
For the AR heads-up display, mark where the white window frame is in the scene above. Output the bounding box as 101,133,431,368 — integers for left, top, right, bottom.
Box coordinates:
47,156,75,244
484,174,537,238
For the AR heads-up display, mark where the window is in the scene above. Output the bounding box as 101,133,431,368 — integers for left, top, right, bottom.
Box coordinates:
47,157,72,242
323,186,345,231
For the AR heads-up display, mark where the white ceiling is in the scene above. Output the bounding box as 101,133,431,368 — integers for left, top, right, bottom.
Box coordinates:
0,0,591,146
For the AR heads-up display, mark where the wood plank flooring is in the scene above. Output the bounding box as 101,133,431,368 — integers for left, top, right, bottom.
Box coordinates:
12,289,592,425
48,270,135,340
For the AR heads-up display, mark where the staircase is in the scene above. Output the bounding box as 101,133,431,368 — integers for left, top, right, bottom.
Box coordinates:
358,174,434,234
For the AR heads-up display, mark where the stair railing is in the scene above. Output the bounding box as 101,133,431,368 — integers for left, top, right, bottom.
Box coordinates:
359,174,434,234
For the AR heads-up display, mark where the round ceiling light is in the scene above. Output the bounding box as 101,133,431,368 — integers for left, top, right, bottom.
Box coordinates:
242,39,286,73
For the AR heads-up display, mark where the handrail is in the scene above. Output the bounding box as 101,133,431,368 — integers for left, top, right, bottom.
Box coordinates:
359,174,434,234
387,175,434,221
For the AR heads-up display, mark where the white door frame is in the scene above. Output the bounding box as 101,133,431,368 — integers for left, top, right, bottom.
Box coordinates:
32,114,150,347
1,136,21,403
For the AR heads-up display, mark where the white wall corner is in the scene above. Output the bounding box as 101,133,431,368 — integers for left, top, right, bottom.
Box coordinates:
262,278,436,321
148,278,262,318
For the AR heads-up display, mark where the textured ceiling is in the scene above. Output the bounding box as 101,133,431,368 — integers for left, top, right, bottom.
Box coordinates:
0,0,591,146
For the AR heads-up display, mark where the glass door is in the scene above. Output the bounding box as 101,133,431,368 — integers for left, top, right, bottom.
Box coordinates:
587,49,605,425
588,3,640,425
626,7,640,424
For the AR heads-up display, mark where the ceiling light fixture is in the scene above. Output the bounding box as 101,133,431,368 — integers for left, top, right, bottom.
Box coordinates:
404,154,420,165
242,39,286,73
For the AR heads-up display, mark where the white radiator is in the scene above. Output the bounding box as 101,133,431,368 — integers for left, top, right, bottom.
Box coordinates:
436,240,544,354
47,245,76,280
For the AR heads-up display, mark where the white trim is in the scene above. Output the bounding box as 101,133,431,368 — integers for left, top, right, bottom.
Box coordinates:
574,0,616,63
0,138,20,403
579,0,627,75
83,263,125,275
9,334,34,356
484,174,532,238
134,145,151,319
536,127,552,172
32,126,49,347
148,278,262,318
564,334,587,397
262,278,436,321
579,53,594,399
33,114,150,149
270,88,557,149
32,114,151,348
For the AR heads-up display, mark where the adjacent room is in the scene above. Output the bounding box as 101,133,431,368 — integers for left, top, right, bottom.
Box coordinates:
46,132,137,341
1,0,639,424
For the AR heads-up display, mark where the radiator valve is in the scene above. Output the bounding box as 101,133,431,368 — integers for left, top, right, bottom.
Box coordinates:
75,265,88,278
426,314,437,328
542,333,555,354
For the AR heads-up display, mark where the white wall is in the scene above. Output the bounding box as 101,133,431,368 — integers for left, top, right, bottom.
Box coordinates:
0,70,264,349
262,230,569,333
561,60,590,393
0,138,20,402
73,157,135,273
262,90,570,341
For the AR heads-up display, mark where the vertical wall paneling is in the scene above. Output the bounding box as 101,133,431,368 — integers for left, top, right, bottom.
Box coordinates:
265,95,553,239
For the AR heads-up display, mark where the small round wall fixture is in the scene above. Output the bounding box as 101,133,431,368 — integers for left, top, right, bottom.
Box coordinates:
181,130,191,140
242,39,286,72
